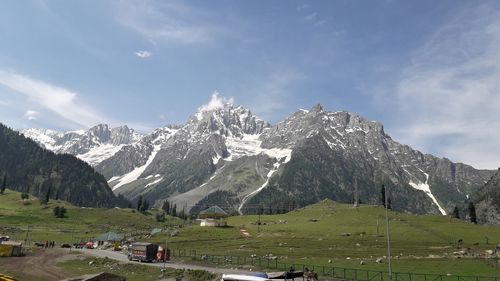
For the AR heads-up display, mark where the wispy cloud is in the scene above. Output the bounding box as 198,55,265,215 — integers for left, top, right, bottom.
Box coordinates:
114,0,223,45
0,70,108,128
304,12,318,21
135,50,152,58
23,110,39,120
390,4,500,169
296,4,310,11
0,100,8,106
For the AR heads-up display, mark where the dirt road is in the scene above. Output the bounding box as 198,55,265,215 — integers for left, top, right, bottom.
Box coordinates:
0,248,76,281
79,248,256,275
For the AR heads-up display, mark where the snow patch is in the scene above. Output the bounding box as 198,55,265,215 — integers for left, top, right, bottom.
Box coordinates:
145,177,163,188
225,134,292,162
408,172,446,215
112,144,162,190
77,144,124,166
238,165,279,215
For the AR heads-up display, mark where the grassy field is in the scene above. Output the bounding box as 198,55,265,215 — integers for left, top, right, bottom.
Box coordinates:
1,189,500,277
151,200,500,276
58,256,217,281
0,189,182,243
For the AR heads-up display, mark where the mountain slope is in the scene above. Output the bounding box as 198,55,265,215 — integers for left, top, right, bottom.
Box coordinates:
21,104,496,218
20,124,142,166
243,105,493,215
0,123,127,207
473,168,500,224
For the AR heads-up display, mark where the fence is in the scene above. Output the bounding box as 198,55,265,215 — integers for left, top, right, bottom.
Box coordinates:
170,249,499,281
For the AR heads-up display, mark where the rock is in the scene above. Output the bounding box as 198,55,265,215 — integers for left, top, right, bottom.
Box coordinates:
356,243,361,247
346,257,351,260
328,259,332,263
376,258,383,263
89,261,94,265
360,260,365,265
340,233,351,237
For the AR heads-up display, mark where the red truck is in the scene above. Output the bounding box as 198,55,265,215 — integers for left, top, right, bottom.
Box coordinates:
127,242,159,262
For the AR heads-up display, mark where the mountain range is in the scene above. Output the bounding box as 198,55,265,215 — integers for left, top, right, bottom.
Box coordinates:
20,103,498,222
0,123,127,207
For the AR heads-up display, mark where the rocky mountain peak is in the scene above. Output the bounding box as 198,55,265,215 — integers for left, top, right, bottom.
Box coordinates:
188,103,270,138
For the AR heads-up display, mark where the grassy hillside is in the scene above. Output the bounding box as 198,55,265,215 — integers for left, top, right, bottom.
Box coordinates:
1,191,499,276
0,189,181,243
151,200,500,276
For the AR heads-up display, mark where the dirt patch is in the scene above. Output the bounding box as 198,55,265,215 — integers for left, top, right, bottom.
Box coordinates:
0,247,80,281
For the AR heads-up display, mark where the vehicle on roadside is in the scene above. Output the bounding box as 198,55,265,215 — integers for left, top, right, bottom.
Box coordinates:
84,241,94,249
127,242,159,263
221,274,270,281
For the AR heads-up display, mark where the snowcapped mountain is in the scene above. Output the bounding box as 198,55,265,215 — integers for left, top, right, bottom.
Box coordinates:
22,103,496,217
20,124,142,166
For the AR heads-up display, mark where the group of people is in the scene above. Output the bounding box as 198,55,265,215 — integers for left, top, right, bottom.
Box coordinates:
44,240,55,248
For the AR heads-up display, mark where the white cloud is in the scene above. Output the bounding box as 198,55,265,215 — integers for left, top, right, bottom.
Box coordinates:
135,50,152,58
0,100,8,106
390,4,500,169
305,12,318,21
314,19,327,26
198,91,234,112
0,70,107,128
115,1,222,45
24,110,39,120
296,4,310,11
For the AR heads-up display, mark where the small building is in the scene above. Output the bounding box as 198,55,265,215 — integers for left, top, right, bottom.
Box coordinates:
198,206,228,227
62,272,126,281
94,232,124,247
0,241,22,257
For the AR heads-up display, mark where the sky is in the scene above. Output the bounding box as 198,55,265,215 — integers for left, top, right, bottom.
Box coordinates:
1,1,500,169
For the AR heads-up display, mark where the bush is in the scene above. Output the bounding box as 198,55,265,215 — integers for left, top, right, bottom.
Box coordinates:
53,206,67,218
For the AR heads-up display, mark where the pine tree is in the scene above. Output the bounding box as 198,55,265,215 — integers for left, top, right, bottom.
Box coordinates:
136,195,143,211
380,185,386,207
172,204,177,217
42,186,51,205
140,200,149,213
468,202,477,224
0,175,6,195
452,206,460,219
162,200,170,215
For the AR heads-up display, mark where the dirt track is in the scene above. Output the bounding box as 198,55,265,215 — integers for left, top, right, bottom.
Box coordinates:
0,247,257,281
0,248,78,281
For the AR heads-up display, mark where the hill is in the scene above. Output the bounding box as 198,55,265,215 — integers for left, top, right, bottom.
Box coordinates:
152,200,500,276
0,189,179,243
0,123,127,207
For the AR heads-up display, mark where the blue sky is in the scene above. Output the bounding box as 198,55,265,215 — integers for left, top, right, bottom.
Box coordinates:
1,0,500,169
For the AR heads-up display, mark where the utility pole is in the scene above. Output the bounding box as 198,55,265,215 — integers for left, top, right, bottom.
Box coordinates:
163,238,167,278
258,205,261,233
24,225,31,245
69,227,75,253
384,184,392,281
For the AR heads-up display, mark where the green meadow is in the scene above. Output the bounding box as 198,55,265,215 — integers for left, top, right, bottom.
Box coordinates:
1,189,499,276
